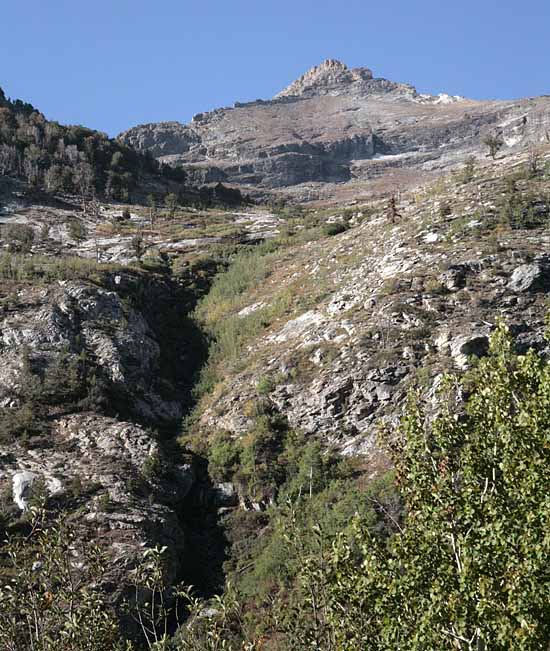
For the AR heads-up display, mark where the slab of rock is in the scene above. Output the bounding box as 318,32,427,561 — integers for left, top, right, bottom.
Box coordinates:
508,258,550,293
12,471,36,511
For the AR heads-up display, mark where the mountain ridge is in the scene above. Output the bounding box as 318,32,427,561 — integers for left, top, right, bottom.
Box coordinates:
118,60,550,201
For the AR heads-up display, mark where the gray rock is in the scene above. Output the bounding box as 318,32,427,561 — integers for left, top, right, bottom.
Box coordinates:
509,258,550,293
214,482,239,507
118,59,550,198
450,334,490,369
2,414,188,597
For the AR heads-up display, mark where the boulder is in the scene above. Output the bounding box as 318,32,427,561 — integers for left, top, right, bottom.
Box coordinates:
450,334,490,369
508,258,550,293
12,471,37,511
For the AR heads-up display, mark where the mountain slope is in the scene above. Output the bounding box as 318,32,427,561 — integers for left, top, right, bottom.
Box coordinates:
0,85,245,207
119,59,550,200
189,146,550,460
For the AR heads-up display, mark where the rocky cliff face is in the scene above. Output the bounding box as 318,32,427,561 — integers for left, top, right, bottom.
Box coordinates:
275,58,376,97
118,59,550,200
0,267,211,606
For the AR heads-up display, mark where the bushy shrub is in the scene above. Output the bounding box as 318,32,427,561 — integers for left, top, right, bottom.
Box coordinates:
274,324,550,649
323,221,348,237
0,516,125,650
207,430,241,482
67,217,87,242
2,223,35,252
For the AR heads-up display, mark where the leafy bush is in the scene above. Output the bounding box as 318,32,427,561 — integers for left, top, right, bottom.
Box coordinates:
0,348,106,444
0,251,119,282
0,516,125,650
67,217,87,242
207,430,241,482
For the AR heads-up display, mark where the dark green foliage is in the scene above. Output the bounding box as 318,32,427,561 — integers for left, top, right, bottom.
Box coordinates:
0,251,119,282
141,452,163,481
208,430,241,482
274,324,550,650
0,517,125,650
203,182,245,208
458,155,476,184
498,176,550,229
0,348,106,444
3,325,550,649
323,221,348,236
67,217,87,242
0,95,160,199
482,133,504,159
0,88,246,207
165,192,179,217
130,233,146,260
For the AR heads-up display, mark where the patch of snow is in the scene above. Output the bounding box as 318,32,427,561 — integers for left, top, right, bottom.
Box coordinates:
433,93,464,104
415,93,464,105
372,152,415,161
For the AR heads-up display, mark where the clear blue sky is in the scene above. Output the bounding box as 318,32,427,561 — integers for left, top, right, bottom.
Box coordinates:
2,0,550,136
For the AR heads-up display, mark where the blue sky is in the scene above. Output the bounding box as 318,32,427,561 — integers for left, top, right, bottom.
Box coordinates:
2,0,550,136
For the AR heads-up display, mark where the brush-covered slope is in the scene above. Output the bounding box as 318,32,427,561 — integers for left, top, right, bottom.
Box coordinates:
0,85,246,206
2,114,550,645
189,146,550,469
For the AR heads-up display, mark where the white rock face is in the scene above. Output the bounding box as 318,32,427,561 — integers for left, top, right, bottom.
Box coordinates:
12,471,37,510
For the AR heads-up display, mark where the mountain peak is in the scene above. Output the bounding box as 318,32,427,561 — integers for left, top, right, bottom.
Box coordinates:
275,59,373,98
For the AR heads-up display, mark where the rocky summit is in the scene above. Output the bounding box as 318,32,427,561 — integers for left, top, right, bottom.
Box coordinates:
119,59,550,201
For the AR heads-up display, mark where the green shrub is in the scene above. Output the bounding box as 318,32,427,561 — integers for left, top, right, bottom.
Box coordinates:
208,430,241,483
141,452,163,481
2,223,35,252
67,217,87,242
439,201,452,218
0,517,125,650
323,221,348,237
458,155,476,184
276,324,550,649
0,252,119,282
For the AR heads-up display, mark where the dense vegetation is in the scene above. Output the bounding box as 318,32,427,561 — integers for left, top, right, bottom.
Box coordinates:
0,86,244,206
2,325,550,649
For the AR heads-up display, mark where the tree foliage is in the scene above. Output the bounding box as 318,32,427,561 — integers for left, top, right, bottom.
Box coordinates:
0,87,186,201
283,324,550,650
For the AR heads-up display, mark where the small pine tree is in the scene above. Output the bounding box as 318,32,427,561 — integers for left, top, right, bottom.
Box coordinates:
165,192,179,218
482,133,504,159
